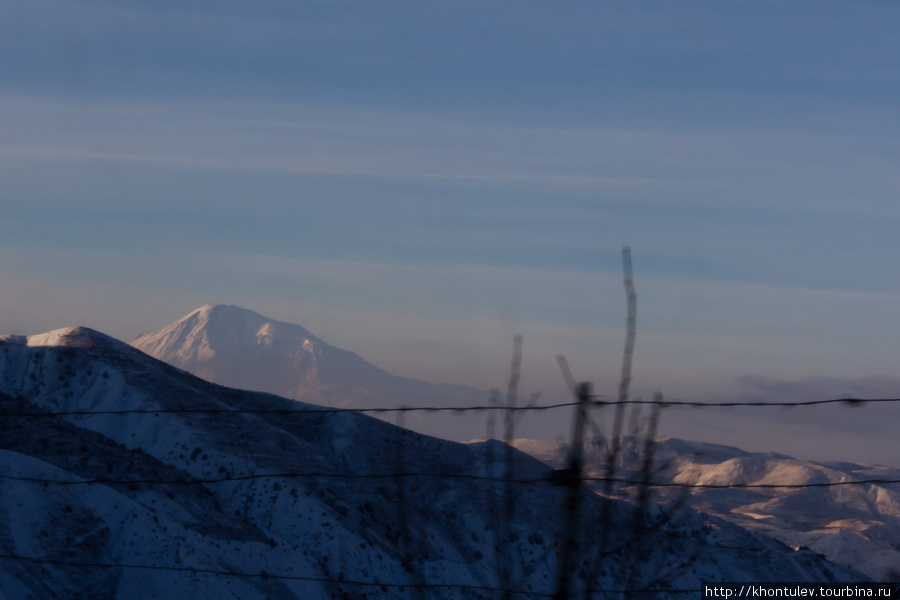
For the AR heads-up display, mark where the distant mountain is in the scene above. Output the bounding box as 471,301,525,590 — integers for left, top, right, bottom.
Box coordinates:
516,436,900,580
0,327,864,598
131,305,487,438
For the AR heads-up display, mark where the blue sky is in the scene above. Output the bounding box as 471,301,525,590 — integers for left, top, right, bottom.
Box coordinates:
2,1,900,463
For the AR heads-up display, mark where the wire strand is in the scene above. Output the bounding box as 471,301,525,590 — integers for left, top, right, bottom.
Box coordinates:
1,396,894,419
2,470,897,490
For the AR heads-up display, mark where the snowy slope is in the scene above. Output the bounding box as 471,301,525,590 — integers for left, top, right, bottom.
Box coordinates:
0,327,867,598
515,436,900,580
131,305,487,438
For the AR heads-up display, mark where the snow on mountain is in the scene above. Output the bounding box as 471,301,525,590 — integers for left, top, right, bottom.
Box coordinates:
131,305,487,439
0,327,866,598
514,436,900,580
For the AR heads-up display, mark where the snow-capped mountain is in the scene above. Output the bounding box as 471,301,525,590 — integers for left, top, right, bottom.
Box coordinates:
131,304,487,438
516,436,900,580
0,327,865,598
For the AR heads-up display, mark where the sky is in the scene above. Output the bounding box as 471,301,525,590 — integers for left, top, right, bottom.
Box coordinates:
2,0,900,464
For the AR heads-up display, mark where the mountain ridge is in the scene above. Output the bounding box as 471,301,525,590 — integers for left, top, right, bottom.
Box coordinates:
514,435,900,579
4,325,132,352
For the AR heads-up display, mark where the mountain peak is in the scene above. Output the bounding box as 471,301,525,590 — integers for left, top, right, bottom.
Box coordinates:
133,304,321,353
192,303,262,320
2,326,125,352
130,305,338,400
130,305,487,427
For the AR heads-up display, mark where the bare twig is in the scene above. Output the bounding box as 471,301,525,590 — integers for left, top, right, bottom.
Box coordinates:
553,380,592,600
608,246,637,490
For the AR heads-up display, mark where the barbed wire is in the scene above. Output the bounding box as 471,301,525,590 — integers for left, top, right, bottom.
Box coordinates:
2,468,897,490
590,397,896,408
0,402,579,418
3,393,898,491
0,394,896,420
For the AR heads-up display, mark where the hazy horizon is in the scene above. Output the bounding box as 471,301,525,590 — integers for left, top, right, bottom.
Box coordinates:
16,300,900,468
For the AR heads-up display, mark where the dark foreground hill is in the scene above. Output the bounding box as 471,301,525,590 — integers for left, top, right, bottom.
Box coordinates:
0,326,865,599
